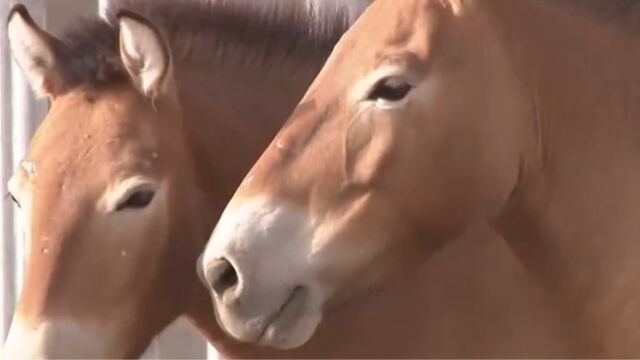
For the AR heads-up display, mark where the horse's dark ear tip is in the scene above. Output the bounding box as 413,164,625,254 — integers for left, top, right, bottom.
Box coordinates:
116,10,163,41
7,3,29,24
115,9,132,20
116,9,146,24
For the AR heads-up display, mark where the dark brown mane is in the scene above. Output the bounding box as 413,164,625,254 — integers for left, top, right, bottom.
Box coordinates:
51,0,640,90
543,0,640,30
53,0,360,89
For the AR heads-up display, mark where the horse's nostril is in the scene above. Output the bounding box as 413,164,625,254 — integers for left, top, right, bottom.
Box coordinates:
206,257,239,297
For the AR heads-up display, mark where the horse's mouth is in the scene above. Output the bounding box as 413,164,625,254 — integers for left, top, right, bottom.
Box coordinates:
258,286,307,345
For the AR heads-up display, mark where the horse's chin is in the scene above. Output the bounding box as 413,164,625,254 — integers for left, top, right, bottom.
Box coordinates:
214,286,323,350
260,286,321,349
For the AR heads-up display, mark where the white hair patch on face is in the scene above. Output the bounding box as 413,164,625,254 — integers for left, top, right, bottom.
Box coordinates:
97,176,158,213
3,317,111,359
349,65,408,103
201,197,328,349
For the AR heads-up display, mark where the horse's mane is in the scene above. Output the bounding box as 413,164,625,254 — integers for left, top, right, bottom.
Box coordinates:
54,0,370,89
543,0,640,30
51,0,640,89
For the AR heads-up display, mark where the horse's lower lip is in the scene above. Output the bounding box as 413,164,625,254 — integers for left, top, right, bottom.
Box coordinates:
258,286,306,343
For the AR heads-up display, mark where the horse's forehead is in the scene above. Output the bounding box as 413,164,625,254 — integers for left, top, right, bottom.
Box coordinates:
27,87,161,182
313,0,442,93
346,0,443,56
44,87,156,141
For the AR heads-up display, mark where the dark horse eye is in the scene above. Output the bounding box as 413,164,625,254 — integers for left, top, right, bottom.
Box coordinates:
7,192,20,208
367,76,413,102
116,189,155,211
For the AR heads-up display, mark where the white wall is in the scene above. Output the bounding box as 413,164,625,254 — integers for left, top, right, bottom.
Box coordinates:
0,0,48,349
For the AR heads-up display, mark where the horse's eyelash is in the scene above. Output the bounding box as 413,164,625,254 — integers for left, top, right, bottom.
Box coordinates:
5,192,18,204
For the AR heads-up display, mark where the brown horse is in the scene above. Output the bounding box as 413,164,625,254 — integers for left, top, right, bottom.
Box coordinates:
5,0,580,358
201,0,640,356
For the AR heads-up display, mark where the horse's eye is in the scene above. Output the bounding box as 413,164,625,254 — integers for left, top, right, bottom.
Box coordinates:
116,189,155,211
7,192,20,208
367,76,413,102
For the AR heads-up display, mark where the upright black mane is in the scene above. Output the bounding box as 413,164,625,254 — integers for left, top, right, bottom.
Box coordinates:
54,0,365,89
543,0,640,30
51,0,640,90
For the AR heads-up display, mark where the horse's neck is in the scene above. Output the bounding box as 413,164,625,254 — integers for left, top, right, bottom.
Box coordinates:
172,63,320,355
488,0,640,354
177,65,314,206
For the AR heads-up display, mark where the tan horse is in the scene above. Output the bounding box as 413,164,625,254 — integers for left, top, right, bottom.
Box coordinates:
5,0,581,358
201,0,640,356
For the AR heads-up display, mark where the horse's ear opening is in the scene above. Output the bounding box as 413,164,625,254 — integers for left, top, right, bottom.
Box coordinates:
7,4,66,98
118,12,173,99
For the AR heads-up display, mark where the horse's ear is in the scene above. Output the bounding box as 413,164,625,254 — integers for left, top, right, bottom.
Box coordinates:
118,11,173,98
7,4,67,97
